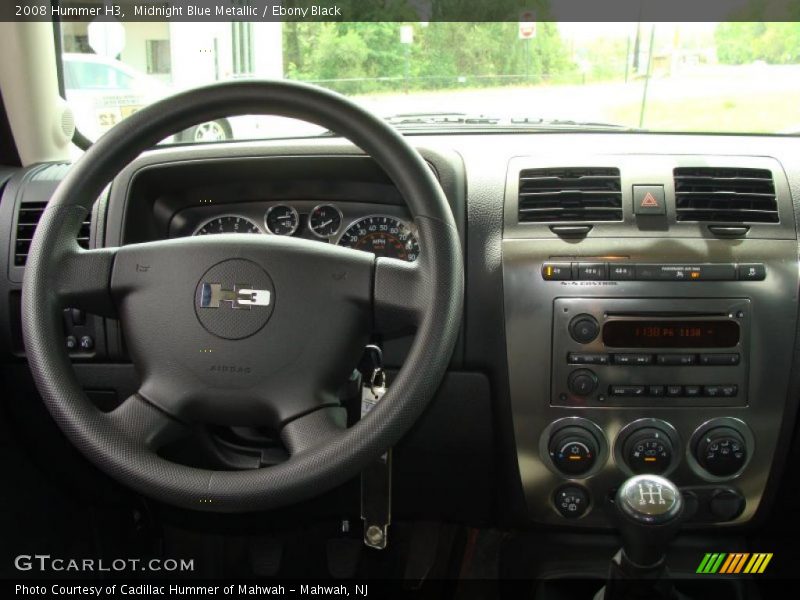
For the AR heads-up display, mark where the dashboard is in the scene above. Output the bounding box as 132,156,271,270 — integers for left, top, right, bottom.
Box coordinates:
2,131,800,534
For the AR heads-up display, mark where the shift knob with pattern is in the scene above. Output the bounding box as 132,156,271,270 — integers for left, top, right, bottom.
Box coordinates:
615,474,684,567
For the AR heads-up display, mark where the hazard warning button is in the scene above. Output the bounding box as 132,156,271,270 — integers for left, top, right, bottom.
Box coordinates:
633,185,666,216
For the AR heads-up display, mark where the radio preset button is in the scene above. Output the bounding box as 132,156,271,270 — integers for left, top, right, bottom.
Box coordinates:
703,385,737,398
569,314,600,344
610,385,646,397
542,263,573,280
568,353,608,365
666,385,683,397
703,385,738,397
577,263,608,280
700,353,741,366
613,353,653,366
657,354,696,366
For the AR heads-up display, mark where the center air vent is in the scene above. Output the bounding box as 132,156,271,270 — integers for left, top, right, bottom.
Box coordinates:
14,202,90,266
518,167,622,223
674,167,778,223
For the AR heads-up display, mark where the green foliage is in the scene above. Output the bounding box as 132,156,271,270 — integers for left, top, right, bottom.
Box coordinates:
716,22,800,64
578,35,630,81
282,22,577,94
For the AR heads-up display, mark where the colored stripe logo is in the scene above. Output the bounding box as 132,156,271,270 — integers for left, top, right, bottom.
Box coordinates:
696,553,773,574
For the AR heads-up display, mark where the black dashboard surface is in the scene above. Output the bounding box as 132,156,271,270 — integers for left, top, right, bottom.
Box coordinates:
1,131,800,528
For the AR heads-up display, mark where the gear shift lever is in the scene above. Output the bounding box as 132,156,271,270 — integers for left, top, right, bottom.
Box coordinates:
616,473,684,566
596,474,688,600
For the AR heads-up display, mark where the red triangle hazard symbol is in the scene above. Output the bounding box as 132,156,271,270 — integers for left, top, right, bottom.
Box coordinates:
641,192,659,208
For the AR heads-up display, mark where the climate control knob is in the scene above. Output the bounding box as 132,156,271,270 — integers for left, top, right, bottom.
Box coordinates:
568,369,598,397
549,426,600,476
622,427,674,474
696,427,747,477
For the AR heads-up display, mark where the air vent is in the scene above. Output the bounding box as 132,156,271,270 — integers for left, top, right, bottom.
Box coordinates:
14,202,90,266
673,167,778,223
518,167,622,223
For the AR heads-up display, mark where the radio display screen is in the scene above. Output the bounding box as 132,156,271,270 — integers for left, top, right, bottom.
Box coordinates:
602,320,740,348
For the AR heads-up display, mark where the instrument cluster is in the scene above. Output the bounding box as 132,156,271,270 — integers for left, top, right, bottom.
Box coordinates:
177,200,420,262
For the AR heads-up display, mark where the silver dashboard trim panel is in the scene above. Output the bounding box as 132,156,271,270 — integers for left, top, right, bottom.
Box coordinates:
502,152,799,527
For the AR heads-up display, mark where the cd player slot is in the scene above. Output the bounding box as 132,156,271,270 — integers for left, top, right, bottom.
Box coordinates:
603,311,727,318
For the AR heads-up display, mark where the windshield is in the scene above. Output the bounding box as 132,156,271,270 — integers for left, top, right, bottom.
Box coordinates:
58,21,800,142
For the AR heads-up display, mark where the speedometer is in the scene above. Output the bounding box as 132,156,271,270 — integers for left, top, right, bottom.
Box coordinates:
337,216,419,262
194,215,262,236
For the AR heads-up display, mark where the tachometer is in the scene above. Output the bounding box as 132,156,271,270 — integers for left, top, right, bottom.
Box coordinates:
337,215,419,262
194,215,261,236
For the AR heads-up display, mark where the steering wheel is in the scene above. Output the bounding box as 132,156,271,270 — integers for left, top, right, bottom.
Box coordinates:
21,81,463,512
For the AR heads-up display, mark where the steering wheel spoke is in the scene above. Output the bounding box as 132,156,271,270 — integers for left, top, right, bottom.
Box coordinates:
55,247,118,317
280,407,348,456
105,393,190,452
374,257,427,334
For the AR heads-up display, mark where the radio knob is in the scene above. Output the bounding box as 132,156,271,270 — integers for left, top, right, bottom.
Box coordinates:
568,369,598,396
696,427,747,477
549,426,600,476
623,427,674,474
569,314,600,344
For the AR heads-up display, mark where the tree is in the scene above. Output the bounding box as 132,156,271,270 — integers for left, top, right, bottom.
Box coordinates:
715,22,800,65
283,21,574,93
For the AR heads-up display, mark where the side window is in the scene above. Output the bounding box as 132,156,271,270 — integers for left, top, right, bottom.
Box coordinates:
66,61,134,90
112,68,135,90
63,61,77,90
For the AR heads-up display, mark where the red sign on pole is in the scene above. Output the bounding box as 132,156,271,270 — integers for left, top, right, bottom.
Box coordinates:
519,11,537,40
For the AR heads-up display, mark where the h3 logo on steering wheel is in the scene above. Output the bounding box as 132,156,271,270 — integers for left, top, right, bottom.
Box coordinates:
199,282,272,310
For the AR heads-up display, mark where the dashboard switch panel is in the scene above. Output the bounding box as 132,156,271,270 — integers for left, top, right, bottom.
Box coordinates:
541,262,764,282
503,156,798,529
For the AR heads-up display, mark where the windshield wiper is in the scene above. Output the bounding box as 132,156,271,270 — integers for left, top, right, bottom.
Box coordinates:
381,112,637,131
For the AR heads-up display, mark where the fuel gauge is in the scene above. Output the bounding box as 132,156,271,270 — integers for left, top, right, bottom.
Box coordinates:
265,205,299,236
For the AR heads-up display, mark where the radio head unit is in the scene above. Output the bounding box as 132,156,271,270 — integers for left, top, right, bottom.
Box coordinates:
551,298,750,408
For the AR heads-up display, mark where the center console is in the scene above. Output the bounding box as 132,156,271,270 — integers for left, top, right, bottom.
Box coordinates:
501,154,799,527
